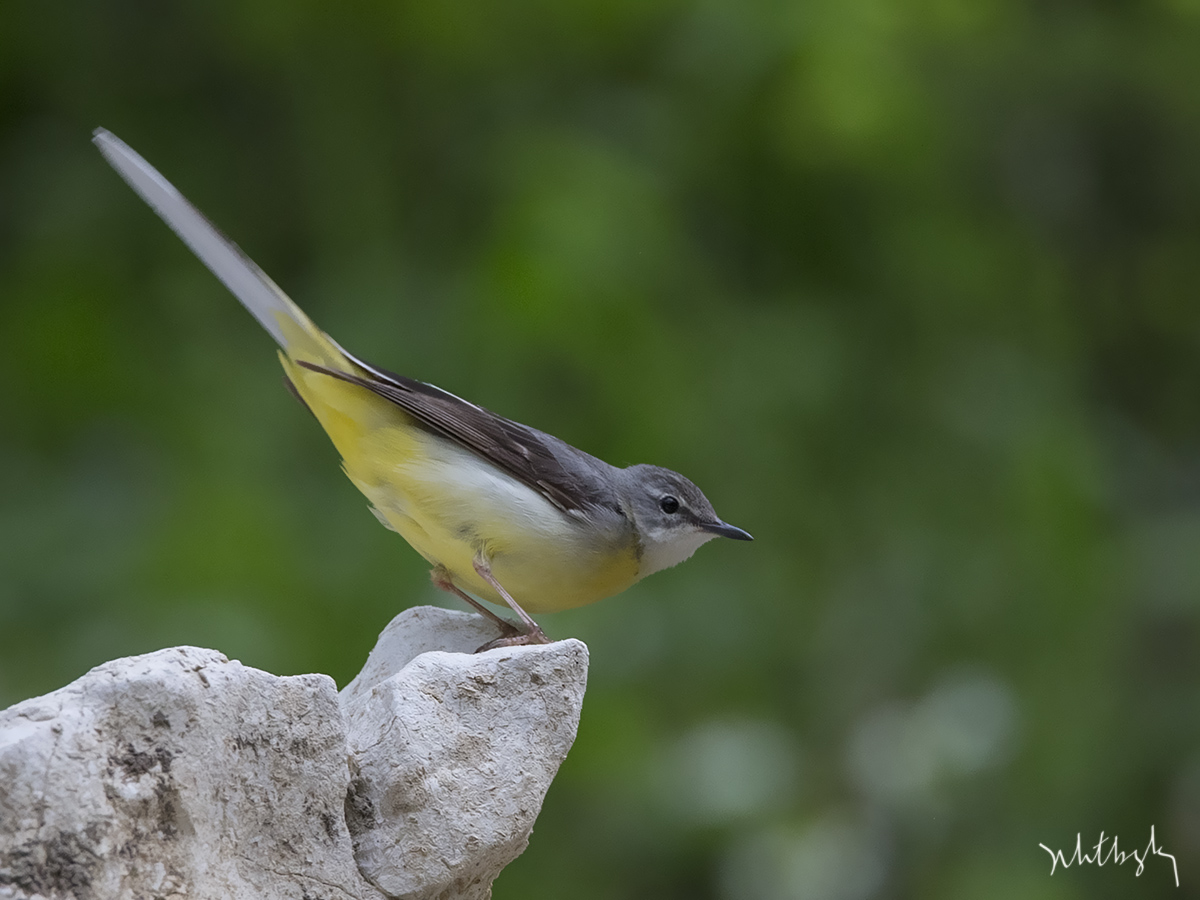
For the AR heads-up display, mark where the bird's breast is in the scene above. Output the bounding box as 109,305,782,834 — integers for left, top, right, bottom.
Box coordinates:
350,425,639,613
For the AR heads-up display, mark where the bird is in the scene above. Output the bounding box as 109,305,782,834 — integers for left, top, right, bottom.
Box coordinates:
93,128,752,650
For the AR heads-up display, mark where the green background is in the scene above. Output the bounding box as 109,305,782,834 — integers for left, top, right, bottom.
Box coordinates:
2,1,1199,897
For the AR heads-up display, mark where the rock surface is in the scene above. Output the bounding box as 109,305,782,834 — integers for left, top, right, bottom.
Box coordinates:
0,606,588,900
341,608,589,899
0,646,371,900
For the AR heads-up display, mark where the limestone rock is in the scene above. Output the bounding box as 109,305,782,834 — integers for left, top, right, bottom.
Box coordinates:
0,646,377,900
0,607,589,900
341,606,503,707
341,608,589,900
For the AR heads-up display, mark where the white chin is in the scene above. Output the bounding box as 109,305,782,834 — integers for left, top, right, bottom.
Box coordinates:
639,530,716,577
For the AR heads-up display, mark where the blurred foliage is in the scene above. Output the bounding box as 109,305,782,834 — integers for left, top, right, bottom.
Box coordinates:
3,0,1200,897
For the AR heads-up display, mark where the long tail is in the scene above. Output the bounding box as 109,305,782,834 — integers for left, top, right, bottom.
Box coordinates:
92,128,350,372
93,128,407,470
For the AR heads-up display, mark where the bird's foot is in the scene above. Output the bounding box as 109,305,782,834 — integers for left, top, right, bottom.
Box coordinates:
468,554,552,651
475,623,552,653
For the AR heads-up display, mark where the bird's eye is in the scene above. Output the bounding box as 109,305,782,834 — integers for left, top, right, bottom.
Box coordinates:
660,495,680,514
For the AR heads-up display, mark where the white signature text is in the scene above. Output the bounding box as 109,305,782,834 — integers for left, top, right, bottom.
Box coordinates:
1039,826,1178,887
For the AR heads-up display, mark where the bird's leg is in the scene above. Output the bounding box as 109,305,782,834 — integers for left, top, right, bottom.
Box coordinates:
471,554,551,649
430,567,520,638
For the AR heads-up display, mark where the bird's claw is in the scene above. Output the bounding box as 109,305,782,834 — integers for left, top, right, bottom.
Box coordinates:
474,624,551,653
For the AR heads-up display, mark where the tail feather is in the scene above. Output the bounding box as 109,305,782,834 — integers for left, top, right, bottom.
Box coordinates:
94,128,406,478
92,128,349,371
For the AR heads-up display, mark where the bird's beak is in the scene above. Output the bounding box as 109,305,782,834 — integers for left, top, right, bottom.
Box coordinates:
701,520,754,541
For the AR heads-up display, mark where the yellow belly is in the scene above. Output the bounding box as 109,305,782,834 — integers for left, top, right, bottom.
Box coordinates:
385,502,640,614
362,427,641,614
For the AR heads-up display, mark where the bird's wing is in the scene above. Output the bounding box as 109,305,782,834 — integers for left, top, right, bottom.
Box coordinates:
297,360,619,517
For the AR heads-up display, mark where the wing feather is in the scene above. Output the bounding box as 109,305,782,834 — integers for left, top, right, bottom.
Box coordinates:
296,361,619,517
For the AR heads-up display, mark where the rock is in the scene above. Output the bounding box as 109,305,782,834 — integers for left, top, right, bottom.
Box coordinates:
341,606,503,707
341,608,589,899
0,606,589,900
0,646,376,900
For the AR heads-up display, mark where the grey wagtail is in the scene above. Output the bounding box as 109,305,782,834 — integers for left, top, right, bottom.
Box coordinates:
93,128,752,649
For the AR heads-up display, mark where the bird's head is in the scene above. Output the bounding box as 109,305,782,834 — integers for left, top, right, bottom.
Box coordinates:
619,464,752,577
